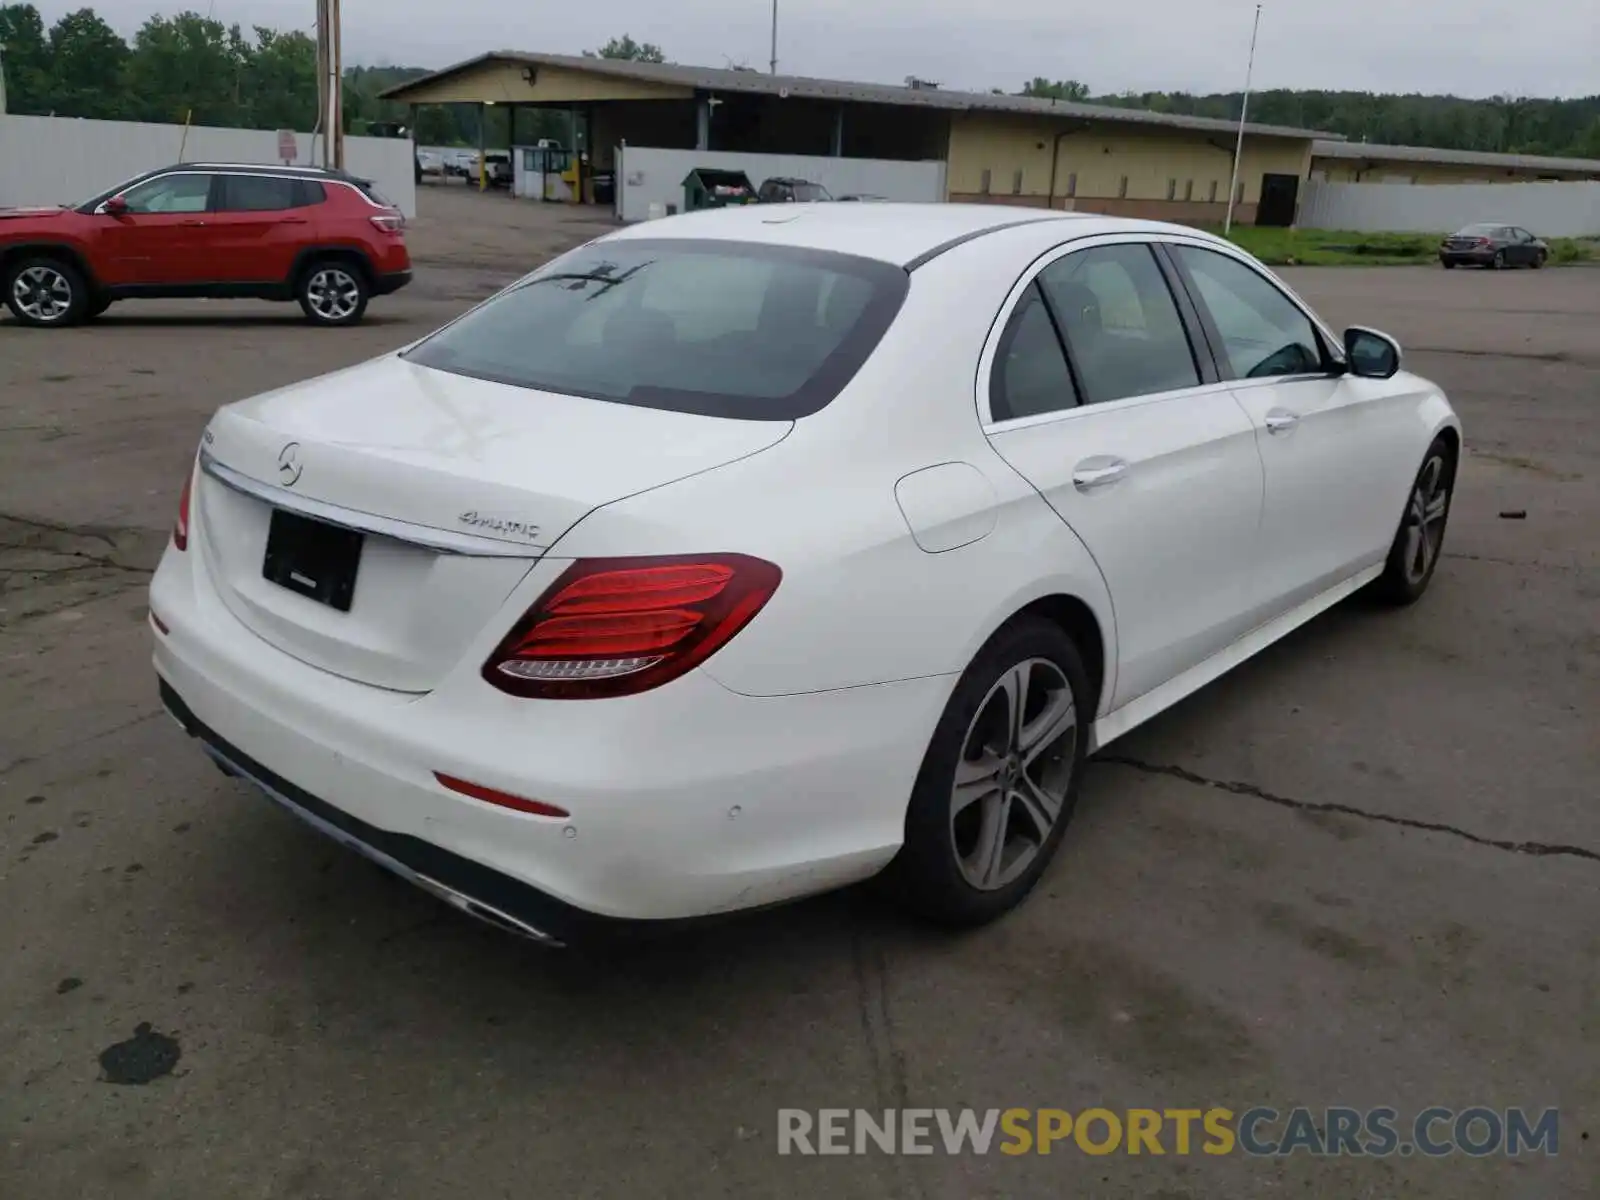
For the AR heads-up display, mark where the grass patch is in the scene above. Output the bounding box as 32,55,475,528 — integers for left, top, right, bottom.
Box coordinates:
1195,226,1598,267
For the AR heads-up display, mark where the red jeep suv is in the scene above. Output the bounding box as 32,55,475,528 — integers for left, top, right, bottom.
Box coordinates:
1,163,412,328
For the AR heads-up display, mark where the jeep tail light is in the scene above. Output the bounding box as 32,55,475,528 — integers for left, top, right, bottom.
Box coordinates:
483,555,782,699
173,465,194,551
370,213,404,234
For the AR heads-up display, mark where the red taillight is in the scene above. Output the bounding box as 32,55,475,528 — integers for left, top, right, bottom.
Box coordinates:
370,212,404,234
1475,237,1491,246
434,772,569,818
173,466,193,551
483,554,782,699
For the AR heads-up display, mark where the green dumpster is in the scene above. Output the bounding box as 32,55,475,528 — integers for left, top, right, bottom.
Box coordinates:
682,168,756,212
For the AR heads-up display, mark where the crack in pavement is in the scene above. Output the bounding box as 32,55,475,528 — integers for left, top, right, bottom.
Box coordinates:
0,709,164,778
1100,756,1600,864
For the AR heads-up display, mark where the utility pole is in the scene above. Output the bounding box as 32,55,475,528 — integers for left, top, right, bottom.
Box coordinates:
315,0,344,168
0,42,9,116
769,0,778,75
1223,3,1262,236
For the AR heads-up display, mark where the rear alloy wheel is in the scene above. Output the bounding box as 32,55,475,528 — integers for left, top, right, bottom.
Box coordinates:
887,617,1089,926
298,262,369,326
5,258,87,327
1491,250,1507,270
1372,436,1455,605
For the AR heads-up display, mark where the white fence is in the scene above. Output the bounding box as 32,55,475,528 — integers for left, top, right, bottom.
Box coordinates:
0,114,418,217
613,146,947,222
1299,178,1600,237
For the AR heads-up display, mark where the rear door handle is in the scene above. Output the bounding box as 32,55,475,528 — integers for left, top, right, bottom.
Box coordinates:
180,219,207,226
1071,456,1128,492
1265,408,1300,434
278,217,309,224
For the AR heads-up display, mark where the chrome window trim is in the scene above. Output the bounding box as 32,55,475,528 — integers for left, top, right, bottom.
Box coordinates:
94,169,386,214
978,230,1349,432
198,450,547,557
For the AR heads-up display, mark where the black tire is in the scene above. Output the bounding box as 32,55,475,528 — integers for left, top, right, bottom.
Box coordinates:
86,295,113,319
1371,435,1457,606
1441,260,1456,270
3,256,89,327
297,258,370,326
1491,250,1507,270
884,616,1091,927
1532,251,1547,269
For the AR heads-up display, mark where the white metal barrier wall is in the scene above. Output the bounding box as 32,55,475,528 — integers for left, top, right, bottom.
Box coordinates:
614,146,947,222
0,114,418,217
1298,178,1600,237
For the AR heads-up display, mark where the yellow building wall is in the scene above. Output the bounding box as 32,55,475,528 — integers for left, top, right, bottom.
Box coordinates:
1311,157,1599,184
946,113,1312,212
390,61,693,106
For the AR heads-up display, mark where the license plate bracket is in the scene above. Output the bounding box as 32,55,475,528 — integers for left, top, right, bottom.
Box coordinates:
262,509,363,612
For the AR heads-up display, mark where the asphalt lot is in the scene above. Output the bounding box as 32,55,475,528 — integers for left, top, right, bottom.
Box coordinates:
2,188,1596,1198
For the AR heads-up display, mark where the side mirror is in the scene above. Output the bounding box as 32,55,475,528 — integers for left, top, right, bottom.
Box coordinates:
1344,326,1401,380
103,195,128,216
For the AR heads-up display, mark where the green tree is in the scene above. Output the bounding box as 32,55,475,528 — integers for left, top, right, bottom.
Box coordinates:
585,34,665,63
44,7,128,118
0,2,50,113
243,26,315,130
1019,77,1089,101
123,11,249,126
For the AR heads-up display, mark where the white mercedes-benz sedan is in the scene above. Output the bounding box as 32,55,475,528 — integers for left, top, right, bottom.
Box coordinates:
150,204,1461,945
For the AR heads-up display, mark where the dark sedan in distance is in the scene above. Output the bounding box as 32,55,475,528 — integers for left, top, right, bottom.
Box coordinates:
1440,223,1549,269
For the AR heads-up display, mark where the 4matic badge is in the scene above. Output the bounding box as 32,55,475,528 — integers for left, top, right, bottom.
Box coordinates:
458,511,542,542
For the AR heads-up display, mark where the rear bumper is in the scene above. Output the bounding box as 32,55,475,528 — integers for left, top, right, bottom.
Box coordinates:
373,269,412,295
1439,251,1494,265
148,536,948,937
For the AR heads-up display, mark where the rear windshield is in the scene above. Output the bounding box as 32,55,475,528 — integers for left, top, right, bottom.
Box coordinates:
793,182,832,201
402,239,909,419
1454,224,1501,236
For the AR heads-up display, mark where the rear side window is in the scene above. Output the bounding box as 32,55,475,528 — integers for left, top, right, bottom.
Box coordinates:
990,283,1079,421
1037,244,1201,404
348,177,395,207
218,174,304,212
403,239,909,420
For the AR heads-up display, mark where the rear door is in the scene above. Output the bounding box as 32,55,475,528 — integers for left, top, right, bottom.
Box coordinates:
981,237,1267,711
97,171,217,285
208,174,318,284
1164,240,1417,613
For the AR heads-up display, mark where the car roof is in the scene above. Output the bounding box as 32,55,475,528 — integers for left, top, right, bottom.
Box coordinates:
601,203,1231,268
172,163,367,180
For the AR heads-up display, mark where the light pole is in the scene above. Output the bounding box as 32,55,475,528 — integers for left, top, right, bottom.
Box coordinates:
769,0,778,75
0,42,9,115
1223,3,1262,236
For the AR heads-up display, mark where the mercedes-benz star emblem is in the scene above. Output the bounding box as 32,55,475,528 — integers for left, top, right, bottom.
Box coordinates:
277,442,303,488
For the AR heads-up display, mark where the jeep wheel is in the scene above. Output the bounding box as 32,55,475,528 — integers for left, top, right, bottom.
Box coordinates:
5,258,88,327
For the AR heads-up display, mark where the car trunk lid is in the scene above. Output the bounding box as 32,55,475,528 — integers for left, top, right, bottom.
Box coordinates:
193,355,791,692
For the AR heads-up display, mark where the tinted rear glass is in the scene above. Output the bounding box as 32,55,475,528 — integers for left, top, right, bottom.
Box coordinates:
1454,224,1500,236
402,239,909,419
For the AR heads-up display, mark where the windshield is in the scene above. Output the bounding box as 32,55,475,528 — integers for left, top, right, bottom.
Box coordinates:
794,182,832,201
402,239,909,420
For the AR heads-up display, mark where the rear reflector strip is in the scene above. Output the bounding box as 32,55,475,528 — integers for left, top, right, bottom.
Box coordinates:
434,772,570,818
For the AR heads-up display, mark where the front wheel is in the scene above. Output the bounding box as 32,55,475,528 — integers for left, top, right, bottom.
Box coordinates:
1371,436,1456,606
886,617,1090,927
4,257,88,327
298,261,369,326
1532,251,1547,269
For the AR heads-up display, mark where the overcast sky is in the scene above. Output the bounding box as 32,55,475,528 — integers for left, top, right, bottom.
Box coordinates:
35,0,1600,99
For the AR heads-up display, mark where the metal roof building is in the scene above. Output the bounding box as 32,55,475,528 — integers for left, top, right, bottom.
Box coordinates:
383,51,1337,225
1311,139,1600,184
